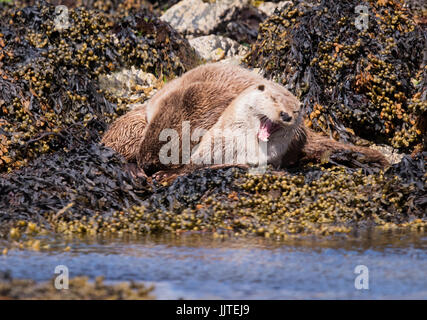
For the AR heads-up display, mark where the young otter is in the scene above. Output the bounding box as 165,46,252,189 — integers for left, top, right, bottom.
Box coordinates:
101,62,388,178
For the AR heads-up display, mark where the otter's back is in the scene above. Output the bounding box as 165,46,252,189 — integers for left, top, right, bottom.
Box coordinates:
138,63,266,170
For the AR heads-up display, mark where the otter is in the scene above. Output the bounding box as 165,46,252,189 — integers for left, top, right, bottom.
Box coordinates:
101,62,388,178
191,83,302,169
101,104,147,162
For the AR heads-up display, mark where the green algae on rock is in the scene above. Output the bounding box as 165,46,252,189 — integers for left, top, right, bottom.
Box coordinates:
244,0,426,151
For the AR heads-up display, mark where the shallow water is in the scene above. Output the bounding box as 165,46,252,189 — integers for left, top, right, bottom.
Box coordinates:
1,229,426,299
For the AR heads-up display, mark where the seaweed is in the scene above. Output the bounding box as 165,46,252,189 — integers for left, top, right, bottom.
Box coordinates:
0,143,150,229
244,0,426,151
0,0,200,172
0,0,200,234
0,1,425,240
0,272,154,299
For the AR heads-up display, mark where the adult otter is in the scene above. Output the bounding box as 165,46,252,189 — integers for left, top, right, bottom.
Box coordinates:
101,63,388,178
189,83,302,170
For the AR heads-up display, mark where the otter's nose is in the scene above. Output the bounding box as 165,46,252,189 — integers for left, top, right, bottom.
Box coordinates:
280,111,292,122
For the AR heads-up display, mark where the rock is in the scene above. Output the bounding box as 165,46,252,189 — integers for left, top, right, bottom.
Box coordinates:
188,35,249,62
146,0,181,12
370,144,405,165
98,67,161,107
257,1,292,16
160,0,266,43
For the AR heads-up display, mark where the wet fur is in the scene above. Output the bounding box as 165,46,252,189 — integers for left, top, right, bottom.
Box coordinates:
101,104,147,162
192,84,302,168
137,63,291,173
101,62,389,177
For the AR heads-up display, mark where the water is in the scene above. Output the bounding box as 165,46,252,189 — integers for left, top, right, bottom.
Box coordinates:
1,229,426,299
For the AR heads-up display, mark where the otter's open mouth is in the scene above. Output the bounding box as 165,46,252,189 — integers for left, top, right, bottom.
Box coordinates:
258,117,281,142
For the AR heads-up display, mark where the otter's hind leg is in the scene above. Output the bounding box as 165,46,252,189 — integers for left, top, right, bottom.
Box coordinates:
101,104,148,162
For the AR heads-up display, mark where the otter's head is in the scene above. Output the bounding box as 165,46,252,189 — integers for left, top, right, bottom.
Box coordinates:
237,83,302,142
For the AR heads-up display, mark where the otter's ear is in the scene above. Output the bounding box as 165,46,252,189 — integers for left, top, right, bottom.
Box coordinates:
257,84,265,91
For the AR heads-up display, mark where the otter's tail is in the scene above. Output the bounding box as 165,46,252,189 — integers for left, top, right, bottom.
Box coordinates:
302,129,389,167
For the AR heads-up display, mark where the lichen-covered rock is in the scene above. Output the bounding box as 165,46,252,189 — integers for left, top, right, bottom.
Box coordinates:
188,35,249,62
98,67,162,107
257,1,291,16
160,0,266,43
244,0,426,152
369,144,404,165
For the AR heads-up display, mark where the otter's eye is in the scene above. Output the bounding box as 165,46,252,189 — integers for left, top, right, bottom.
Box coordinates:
257,84,265,91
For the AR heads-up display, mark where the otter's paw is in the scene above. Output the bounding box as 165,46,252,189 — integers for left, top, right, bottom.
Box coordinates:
152,170,181,184
124,163,148,180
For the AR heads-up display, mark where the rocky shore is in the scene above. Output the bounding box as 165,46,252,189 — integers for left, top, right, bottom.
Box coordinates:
0,0,425,243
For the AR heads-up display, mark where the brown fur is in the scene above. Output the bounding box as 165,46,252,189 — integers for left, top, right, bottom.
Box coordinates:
302,129,389,167
101,62,389,177
101,104,147,162
137,63,282,172
281,126,389,167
